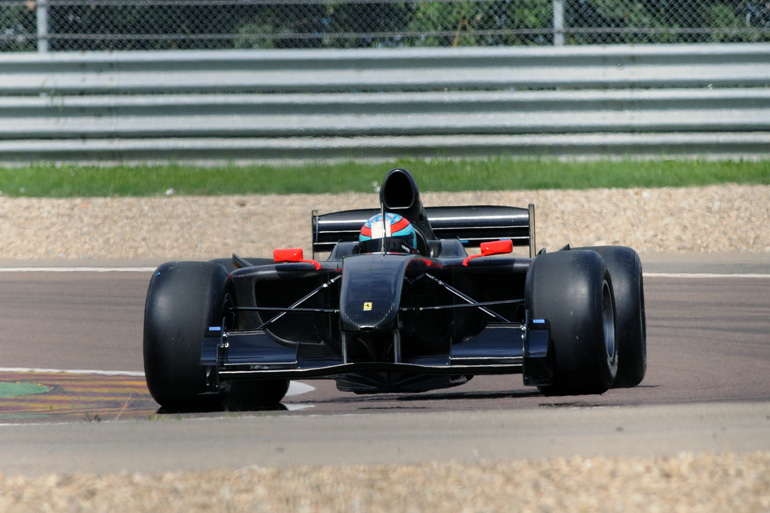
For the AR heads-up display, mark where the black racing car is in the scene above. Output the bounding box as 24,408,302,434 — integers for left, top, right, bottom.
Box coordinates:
143,168,646,410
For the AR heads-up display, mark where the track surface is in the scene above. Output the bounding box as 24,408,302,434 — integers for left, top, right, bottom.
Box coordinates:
0,254,769,473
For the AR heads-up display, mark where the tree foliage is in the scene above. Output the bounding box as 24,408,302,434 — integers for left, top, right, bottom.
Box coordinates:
1,0,768,51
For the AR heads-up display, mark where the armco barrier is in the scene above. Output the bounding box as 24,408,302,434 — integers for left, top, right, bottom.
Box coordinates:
1,44,769,162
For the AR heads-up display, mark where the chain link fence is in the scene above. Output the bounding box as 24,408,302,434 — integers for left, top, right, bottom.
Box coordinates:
2,0,770,51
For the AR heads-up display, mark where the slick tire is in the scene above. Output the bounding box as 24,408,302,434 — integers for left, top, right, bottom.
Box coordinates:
577,246,647,388
143,261,230,410
525,250,618,395
223,379,291,410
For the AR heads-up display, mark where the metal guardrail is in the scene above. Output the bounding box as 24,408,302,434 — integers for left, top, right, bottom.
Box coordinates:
1,44,769,162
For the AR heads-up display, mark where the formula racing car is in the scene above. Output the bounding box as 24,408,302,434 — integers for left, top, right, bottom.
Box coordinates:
143,168,646,410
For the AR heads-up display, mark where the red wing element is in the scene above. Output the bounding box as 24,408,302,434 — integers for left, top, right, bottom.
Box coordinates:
273,248,321,270
462,239,513,266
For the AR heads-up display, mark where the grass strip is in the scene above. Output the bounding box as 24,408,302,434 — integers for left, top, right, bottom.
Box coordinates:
0,158,768,197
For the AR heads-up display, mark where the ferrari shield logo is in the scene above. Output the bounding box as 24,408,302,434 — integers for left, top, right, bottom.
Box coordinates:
363,302,373,311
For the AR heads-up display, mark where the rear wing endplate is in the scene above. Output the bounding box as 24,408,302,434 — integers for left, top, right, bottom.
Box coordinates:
312,204,536,258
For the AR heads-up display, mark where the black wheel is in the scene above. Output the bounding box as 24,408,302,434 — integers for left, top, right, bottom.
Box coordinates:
525,250,618,395
577,246,646,388
223,379,291,410
143,261,230,410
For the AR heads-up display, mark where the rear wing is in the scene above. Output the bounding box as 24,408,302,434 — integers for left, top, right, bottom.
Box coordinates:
312,204,536,258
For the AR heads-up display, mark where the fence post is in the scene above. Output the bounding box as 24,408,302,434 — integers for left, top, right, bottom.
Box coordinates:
36,0,49,53
553,0,564,46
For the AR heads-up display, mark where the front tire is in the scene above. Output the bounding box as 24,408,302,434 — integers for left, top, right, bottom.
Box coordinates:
525,250,618,395
143,261,230,410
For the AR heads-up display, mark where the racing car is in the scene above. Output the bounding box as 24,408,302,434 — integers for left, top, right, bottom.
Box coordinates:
143,168,646,410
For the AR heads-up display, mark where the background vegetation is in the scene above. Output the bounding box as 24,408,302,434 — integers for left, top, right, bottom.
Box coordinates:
2,0,768,51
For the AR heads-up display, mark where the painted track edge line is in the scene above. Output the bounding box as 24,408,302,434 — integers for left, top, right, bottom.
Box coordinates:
0,367,146,377
644,272,770,279
0,267,156,273
0,268,767,279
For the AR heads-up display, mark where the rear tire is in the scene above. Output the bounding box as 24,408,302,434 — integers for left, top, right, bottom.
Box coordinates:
525,250,618,395
223,380,291,410
143,261,230,410
578,246,646,388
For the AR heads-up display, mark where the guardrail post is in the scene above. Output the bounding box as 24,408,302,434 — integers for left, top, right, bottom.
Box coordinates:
36,0,49,53
553,0,565,46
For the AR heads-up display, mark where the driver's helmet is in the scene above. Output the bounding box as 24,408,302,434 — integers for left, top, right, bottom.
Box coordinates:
359,213,417,254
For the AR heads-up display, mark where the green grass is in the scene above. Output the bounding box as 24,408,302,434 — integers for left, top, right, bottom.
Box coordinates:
0,158,768,197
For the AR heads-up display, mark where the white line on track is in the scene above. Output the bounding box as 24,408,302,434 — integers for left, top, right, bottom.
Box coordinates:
644,272,770,279
0,267,768,279
0,367,146,376
0,267,156,273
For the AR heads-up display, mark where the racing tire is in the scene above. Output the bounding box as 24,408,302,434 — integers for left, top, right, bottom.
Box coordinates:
525,250,618,395
143,261,230,410
223,379,291,410
577,246,646,388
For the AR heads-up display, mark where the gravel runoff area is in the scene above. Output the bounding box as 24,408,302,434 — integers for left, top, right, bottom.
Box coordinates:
0,184,769,261
1,454,769,513
1,183,769,512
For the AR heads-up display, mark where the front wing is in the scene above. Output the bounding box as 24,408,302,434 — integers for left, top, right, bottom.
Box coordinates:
201,317,553,389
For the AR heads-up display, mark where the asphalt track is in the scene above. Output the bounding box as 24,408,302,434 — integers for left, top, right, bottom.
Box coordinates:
0,254,769,474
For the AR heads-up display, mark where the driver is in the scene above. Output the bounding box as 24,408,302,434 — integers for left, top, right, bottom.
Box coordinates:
359,212,417,254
